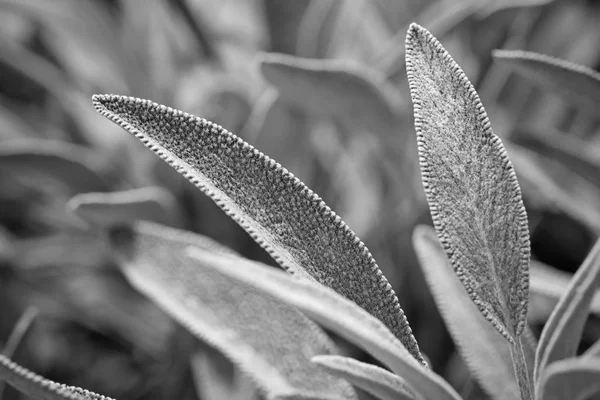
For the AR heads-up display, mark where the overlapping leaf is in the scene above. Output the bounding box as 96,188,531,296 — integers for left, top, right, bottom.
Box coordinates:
186,246,461,400
312,355,418,400
537,357,600,400
535,238,600,381
98,220,355,400
405,23,530,343
91,94,424,363
412,225,531,400
493,49,600,110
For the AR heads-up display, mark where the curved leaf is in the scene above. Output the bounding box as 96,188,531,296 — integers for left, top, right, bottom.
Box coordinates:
412,225,530,400
405,23,530,343
258,54,401,137
68,186,183,228
91,94,424,363
106,221,356,400
312,355,418,400
186,246,462,400
537,357,600,400
584,339,600,359
493,50,600,110
535,238,600,382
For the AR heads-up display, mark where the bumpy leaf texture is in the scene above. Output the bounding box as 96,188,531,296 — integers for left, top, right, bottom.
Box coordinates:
405,24,530,343
92,94,424,364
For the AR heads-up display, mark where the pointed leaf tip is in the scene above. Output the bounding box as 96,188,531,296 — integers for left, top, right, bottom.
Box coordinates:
405,24,530,342
91,94,425,364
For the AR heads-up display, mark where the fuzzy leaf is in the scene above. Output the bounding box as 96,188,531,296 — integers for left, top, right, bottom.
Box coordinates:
258,54,401,137
106,221,356,400
312,355,418,400
0,354,114,400
0,139,109,194
68,187,183,228
535,238,600,382
91,94,423,363
186,247,461,400
537,357,600,400
493,50,600,110
405,23,530,343
412,225,531,400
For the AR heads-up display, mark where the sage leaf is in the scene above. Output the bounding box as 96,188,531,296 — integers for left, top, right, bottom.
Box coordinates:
535,238,600,382
584,339,600,359
68,187,183,228
107,221,356,400
258,54,401,137
186,247,462,400
537,357,600,400
0,139,109,194
295,0,340,58
0,354,114,400
493,50,600,110
312,355,419,400
412,225,530,400
92,94,424,363
406,23,530,343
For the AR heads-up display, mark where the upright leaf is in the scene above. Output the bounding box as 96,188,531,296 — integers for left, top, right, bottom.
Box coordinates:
312,355,418,400
69,187,183,228
186,247,462,400
537,357,600,400
412,225,529,400
405,23,530,343
103,221,356,400
258,54,401,138
92,94,424,363
493,50,600,110
535,238,600,382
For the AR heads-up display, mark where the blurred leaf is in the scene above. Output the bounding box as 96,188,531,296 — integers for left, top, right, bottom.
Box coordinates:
535,238,600,381
92,94,424,364
258,54,401,139
0,139,110,195
412,225,526,400
295,0,340,58
584,339,600,359
479,0,556,17
186,246,462,400
537,357,600,400
68,187,183,228
1,306,37,358
406,24,530,343
107,221,356,400
312,355,418,400
493,50,600,111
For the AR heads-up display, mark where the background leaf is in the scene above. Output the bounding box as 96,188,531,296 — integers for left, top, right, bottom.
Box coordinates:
537,357,600,400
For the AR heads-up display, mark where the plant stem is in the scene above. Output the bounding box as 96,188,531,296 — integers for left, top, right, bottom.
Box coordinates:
510,337,534,400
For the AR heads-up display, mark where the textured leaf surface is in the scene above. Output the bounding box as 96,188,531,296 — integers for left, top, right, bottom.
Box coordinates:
0,354,114,400
493,50,600,110
69,187,183,228
406,23,530,342
258,54,400,137
108,221,356,400
186,247,461,400
92,94,423,363
412,225,530,400
537,357,600,400
535,238,600,381
312,355,418,400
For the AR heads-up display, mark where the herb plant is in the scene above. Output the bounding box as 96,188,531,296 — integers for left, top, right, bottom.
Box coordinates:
1,21,599,400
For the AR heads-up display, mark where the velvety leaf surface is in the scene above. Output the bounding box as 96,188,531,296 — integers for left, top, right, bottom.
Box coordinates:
493,50,600,110
258,54,401,137
537,357,600,400
535,238,600,382
186,247,462,400
91,94,423,363
69,186,183,228
107,221,356,400
406,23,530,343
412,225,529,400
312,355,418,400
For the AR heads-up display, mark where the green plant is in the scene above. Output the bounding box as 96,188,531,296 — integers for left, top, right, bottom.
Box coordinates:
1,22,599,400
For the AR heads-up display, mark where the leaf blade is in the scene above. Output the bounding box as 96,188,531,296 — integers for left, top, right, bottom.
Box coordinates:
405,23,530,342
537,357,600,400
91,94,424,364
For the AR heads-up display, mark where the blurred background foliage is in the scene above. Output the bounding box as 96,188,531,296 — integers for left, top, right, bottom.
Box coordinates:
0,0,599,399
